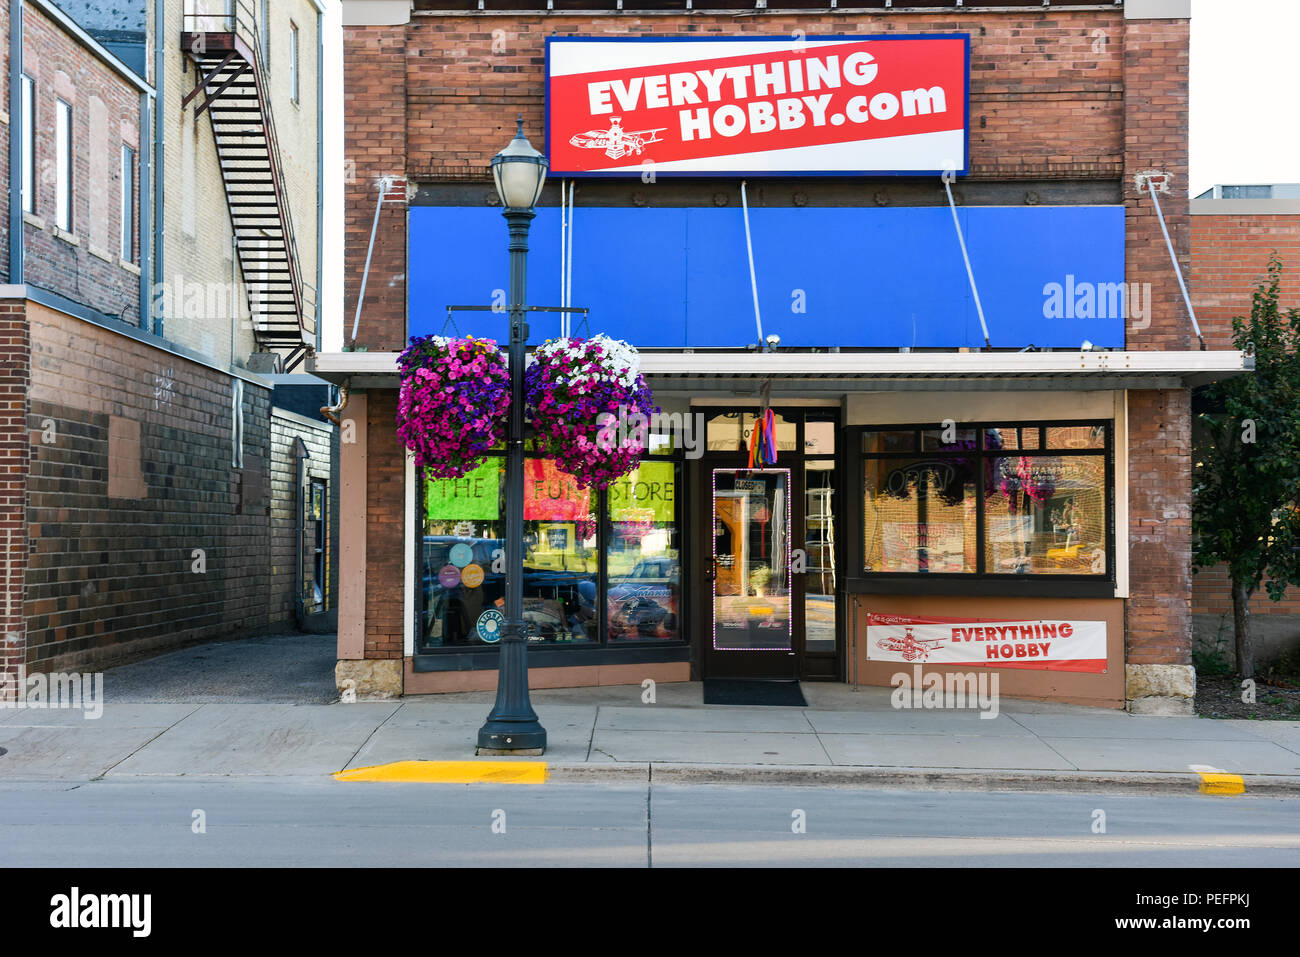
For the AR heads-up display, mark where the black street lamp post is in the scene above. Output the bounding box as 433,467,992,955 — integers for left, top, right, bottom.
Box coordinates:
477,118,548,754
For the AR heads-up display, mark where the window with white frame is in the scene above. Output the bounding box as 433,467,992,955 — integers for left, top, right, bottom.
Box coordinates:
21,75,35,214
290,23,300,104
260,0,270,69
55,98,73,231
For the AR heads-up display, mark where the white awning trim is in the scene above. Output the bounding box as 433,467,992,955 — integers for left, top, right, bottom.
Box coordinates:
311,349,1251,381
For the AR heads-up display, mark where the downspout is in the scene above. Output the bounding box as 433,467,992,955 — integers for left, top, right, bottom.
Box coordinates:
138,90,152,329
152,0,165,337
320,382,349,426
9,0,23,284
315,5,323,353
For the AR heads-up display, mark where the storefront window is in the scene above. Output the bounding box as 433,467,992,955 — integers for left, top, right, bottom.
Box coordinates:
863,456,978,573
522,458,598,643
420,455,682,650
742,411,798,452
706,410,796,452
607,460,680,642
861,422,1111,578
421,458,506,647
984,453,1107,575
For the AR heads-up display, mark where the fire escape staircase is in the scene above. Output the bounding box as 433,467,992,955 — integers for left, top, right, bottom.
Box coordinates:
181,3,315,370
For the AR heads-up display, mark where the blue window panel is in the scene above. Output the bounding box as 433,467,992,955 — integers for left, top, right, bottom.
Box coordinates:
408,205,1125,350
964,206,1126,349
740,206,975,349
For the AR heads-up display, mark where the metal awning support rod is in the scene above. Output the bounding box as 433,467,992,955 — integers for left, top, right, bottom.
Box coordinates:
1146,179,1206,351
559,178,567,334
350,176,391,346
943,174,992,350
565,180,575,337
740,180,765,345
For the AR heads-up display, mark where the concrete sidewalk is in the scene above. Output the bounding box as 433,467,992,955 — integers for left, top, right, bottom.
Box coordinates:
1,680,1298,793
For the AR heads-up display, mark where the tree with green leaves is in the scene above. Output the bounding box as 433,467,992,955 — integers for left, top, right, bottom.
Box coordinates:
1193,257,1300,679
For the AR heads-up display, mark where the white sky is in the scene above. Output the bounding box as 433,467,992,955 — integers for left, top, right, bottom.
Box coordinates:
1190,0,1300,195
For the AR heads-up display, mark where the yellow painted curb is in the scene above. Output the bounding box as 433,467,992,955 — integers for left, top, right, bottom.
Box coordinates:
333,760,548,784
1196,772,1245,795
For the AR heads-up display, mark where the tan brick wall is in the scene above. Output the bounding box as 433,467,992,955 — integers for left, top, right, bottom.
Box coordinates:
24,301,275,673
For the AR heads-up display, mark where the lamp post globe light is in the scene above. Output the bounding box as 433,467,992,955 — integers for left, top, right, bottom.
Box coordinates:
477,117,548,754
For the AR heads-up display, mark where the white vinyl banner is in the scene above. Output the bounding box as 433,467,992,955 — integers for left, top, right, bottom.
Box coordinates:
866,613,1107,673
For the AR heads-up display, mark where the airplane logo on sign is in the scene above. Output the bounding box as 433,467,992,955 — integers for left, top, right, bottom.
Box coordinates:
568,116,666,160
875,627,947,662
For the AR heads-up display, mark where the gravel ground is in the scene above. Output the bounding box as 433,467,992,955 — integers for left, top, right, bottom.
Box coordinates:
100,632,338,704
1195,673,1300,720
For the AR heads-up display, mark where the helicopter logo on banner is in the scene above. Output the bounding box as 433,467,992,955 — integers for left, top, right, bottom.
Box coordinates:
568,116,666,160
874,626,947,663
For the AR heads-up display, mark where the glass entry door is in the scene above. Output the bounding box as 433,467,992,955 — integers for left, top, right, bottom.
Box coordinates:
706,469,798,679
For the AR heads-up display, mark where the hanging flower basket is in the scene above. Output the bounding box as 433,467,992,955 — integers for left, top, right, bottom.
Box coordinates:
396,334,510,479
525,335,657,490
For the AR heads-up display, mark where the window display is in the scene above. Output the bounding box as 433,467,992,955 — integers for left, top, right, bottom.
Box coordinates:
861,422,1110,578
607,461,681,642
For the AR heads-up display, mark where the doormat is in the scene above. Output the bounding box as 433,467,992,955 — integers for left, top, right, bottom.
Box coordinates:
702,679,808,708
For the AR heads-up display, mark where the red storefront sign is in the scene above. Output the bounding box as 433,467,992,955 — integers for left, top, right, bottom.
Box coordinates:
546,36,969,175
866,613,1107,674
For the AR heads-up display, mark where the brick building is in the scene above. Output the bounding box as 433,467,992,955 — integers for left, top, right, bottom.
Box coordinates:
321,0,1250,712
1,0,337,689
1189,185,1300,668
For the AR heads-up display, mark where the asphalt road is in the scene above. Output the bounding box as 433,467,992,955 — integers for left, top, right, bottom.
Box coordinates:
0,779,1296,867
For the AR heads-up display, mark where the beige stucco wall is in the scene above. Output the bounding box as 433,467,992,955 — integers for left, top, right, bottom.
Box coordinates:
261,0,322,344
157,0,321,367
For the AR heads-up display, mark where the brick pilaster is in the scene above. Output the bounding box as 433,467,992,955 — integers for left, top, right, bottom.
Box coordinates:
1122,14,1192,669
344,24,409,352
0,299,30,700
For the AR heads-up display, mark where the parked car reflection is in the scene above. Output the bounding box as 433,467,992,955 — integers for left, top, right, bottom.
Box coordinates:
421,536,595,646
